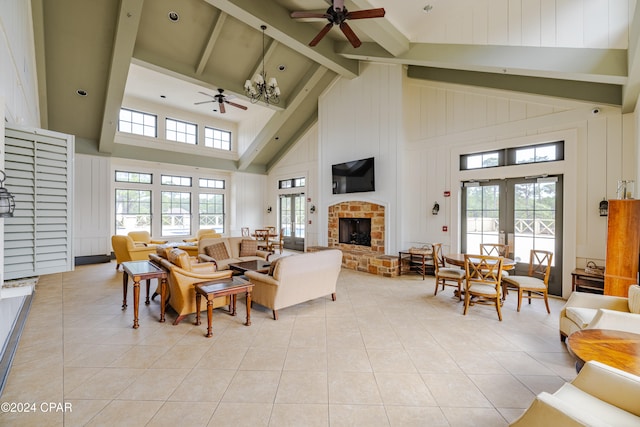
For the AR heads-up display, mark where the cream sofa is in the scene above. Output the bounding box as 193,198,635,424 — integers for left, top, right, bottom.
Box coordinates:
197,236,271,270
245,249,342,320
559,285,640,341
510,361,640,426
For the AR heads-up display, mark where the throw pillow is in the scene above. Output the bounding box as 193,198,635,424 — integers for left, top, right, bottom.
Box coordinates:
204,242,230,261
239,239,258,257
268,255,289,276
628,284,640,314
168,249,191,270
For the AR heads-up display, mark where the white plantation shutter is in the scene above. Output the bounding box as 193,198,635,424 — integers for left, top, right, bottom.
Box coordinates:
4,127,74,280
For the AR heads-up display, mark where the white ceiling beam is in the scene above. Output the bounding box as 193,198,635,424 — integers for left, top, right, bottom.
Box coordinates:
347,0,409,56
623,3,640,113
195,12,228,75
98,0,144,154
338,43,628,86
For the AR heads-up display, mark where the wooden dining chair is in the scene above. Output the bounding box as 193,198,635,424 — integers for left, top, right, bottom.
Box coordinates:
269,227,285,254
432,243,465,300
463,254,504,321
253,229,270,251
480,243,509,257
502,249,553,313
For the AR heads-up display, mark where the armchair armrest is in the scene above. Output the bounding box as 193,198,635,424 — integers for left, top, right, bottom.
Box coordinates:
183,237,197,243
256,250,272,260
560,292,629,317
150,239,168,244
198,254,219,269
245,271,279,287
510,392,606,427
587,309,640,333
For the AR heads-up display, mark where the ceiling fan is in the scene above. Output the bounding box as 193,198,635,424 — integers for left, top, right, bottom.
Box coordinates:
194,89,247,114
290,0,385,48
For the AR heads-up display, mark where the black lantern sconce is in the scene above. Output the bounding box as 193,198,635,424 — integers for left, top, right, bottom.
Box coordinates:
599,199,608,217
310,205,316,214
432,201,440,215
266,206,272,214
0,171,15,218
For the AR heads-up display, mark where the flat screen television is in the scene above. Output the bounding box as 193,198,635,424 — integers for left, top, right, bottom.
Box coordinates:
332,157,375,194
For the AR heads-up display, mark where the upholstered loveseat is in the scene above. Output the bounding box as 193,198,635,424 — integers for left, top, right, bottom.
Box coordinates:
111,235,157,270
559,284,640,341
197,237,272,270
245,249,342,320
150,247,232,325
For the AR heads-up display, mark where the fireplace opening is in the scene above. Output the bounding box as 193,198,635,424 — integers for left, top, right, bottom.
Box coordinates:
339,218,371,247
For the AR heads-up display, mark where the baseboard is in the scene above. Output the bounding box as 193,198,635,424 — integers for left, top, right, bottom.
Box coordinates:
0,293,33,397
75,254,112,265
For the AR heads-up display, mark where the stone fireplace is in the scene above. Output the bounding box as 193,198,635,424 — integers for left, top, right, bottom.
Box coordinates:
328,201,385,252
339,218,371,247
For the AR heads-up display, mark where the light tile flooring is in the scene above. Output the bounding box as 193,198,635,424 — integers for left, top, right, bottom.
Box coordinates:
1,261,577,426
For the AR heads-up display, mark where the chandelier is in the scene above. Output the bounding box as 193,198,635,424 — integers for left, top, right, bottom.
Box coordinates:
244,25,281,105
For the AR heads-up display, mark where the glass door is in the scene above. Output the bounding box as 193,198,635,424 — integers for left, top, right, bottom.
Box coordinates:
279,194,305,251
462,176,563,296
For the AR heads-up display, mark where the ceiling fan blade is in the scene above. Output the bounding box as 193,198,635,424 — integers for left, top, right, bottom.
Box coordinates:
219,101,226,114
290,11,329,19
347,8,385,20
194,100,215,105
309,23,333,46
226,101,248,110
198,91,216,99
339,22,361,48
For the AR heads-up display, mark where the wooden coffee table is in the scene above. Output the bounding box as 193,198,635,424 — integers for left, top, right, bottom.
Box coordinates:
228,259,271,275
194,277,254,337
122,260,168,328
567,329,640,376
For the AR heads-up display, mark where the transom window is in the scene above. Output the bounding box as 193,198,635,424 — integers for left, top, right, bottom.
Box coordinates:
166,118,197,144
204,127,232,150
279,177,306,189
161,175,192,186
115,170,152,184
199,178,225,189
118,108,157,137
460,141,564,170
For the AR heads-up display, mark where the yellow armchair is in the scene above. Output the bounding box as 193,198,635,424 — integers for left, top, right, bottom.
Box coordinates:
111,235,157,270
127,230,167,246
150,248,232,325
182,229,222,243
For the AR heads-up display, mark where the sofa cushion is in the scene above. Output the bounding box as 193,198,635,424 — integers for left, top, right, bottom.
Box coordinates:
628,285,640,314
204,242,230,261
168,249,191,271
565,307,598,329
239,239,258,257
156,244,172,259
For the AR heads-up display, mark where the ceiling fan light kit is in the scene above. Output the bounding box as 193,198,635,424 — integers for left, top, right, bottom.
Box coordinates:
244,25,281,105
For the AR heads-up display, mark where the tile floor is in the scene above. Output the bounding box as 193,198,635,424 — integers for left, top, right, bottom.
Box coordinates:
1,260,577,426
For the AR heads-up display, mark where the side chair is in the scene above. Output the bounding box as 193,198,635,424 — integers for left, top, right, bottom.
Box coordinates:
463,254,504,321
502,249,553,313
432,243,465,300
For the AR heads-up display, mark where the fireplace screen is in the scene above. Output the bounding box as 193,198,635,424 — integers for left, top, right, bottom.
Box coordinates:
339,218,371,247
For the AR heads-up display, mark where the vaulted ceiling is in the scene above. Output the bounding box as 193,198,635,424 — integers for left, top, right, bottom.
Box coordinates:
32,0,638,174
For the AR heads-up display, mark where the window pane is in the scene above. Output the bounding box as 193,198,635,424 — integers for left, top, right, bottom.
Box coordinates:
118,108,157,137
115,189,152,235
161,191,191,236
199,193,224,233
536,145,556,162
516,148,535,164
466,155,482,169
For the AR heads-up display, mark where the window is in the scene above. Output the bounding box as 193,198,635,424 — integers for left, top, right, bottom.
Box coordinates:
161,191,191,236
115,189,152,235
115,171,152,184
199,178,225,189
166,118,197,144
204,127,231,150
118,108,157,137
461,141,564,170
199,194,225,233
279,177,306,189
161,175,192,186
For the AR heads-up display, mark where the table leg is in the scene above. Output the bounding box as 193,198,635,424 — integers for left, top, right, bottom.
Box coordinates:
232,294,237,316
133,278,140,329
145,279,151,305
206,299,213,338
195,293,201,326
245,290,252,326
159,278,167,323
398,252,402,276
421,255,426,280
122,272,128,309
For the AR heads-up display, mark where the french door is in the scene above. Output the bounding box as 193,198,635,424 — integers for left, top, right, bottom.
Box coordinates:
279,194,305,251
461,175,563,296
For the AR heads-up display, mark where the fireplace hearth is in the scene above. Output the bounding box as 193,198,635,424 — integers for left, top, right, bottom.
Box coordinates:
339,218,371,247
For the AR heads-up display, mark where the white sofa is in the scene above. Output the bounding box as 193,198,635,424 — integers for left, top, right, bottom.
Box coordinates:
197,236,272,270
245,249,342,320
559,284,640,341
510,361,640,426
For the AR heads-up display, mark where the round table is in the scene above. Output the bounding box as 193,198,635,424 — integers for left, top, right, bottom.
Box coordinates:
567,329,640,376
444,253,516,270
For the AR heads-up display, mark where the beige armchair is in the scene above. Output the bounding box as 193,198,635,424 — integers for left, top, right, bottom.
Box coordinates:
559,285,640,341
150,248,232,325
510,361,640,426
111,235,157,270
127,230,167,246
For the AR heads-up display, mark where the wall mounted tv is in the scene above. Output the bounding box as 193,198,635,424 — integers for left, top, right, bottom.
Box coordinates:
332,157,375,194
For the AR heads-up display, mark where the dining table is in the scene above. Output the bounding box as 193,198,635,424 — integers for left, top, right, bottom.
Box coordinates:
444,253,517,301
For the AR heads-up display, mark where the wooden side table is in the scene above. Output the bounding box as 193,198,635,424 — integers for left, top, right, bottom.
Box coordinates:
398,251,434,279
571,268,604,294
194,277,254,337
567,329,640,376
122,260,168,329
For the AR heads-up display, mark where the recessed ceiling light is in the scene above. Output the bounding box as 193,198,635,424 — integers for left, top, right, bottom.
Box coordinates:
168,11,179,22
76,89,87,96
278,64,286,72
160,95,166,99
423,5,433,13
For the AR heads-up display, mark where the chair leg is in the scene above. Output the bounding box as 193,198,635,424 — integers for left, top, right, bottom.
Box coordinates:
116,263,120,270
434,280,439,296
272,310,278,320
543,292,550,314
463,292,471,315
495,296,502,321
331,292,336,301
517,288,523,312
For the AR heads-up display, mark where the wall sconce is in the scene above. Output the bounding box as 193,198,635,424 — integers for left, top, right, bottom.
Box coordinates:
599,199,608,217
432,201,440,215
266,206,272,214
310,205,316,214
0,171,15,218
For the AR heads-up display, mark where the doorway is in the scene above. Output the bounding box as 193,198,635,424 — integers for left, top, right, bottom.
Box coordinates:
279,194,305,251
461,175,563,296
